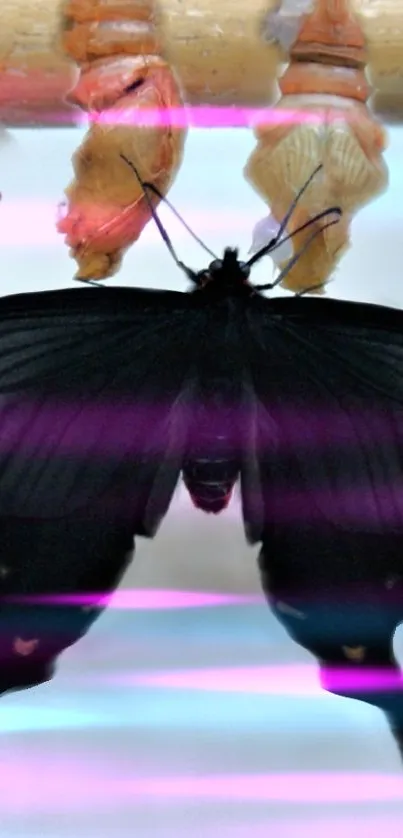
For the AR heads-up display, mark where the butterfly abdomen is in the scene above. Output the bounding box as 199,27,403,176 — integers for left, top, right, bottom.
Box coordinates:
182,455,239,514
182,409,240,514
182,342,243,514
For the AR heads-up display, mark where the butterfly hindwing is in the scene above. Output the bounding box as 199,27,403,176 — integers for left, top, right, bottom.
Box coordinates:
240,294,403,744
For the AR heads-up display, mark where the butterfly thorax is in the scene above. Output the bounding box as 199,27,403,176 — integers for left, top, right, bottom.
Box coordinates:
195,248,254,297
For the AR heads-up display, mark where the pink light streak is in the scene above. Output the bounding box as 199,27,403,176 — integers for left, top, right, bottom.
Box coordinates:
1,758,403,809
103,772,403,803
3,589,260,610
105,663,403,697
180,818,403,838
257,817,403,838
0,201,60,246
109,664,323,697
0,203,253,247
38,105,325,130
91,105,324,129
0,400,400,458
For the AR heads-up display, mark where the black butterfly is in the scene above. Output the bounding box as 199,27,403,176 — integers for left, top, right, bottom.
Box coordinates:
1,161,403,761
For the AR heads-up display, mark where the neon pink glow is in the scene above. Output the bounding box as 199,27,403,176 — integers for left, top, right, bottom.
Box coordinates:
0,400,399,456
91,106,324,129
98,772,403,803
40,105,325,129
320,666,403,694
108,664,323,696
105,663,403,696
4,589,260,609
257,817,403,838
0,391,402,524
0,203,252,247
0,201,61,246
0,758,402,808
182,819,403,838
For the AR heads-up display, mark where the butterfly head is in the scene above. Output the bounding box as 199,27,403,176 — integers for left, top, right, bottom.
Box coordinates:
197,248,251,292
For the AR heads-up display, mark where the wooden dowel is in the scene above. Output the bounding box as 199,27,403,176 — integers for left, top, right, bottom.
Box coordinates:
0,0,402,124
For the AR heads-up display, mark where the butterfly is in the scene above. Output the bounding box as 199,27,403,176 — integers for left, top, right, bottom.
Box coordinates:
1,161,403,761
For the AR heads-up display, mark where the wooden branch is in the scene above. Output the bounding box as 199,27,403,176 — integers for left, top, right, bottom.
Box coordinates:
0,0,280,124
0,0,402,125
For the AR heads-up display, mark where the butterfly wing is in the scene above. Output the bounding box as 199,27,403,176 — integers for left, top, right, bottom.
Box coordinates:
0,285,200,693
241,295,403,542
240,295,403,742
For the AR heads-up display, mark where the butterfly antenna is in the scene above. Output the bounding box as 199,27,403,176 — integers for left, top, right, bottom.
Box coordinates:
141,180,218,260
255,214,341,292
246,163,331,269
296,281,326,296
120,154,199,283
251,206,342,272
75,277,105,287
296,274,337,297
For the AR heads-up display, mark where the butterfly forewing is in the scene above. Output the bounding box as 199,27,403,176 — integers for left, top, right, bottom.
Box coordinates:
0,285,201,693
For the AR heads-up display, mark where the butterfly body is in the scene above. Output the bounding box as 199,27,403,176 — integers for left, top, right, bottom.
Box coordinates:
146,247,252,515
